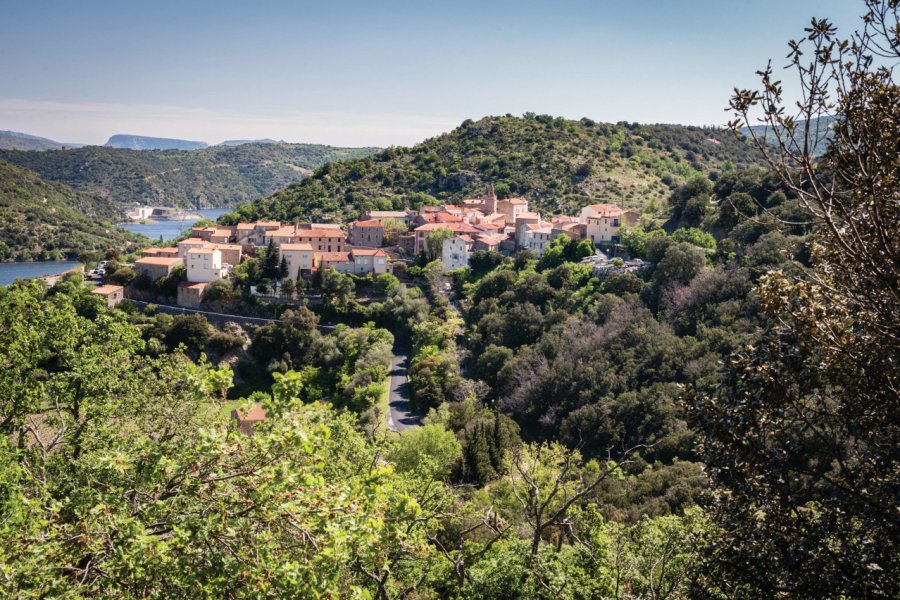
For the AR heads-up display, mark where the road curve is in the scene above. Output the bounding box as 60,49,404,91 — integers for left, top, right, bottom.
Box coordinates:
386,348,422,432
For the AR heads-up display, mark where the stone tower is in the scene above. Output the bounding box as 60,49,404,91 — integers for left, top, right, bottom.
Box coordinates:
485,183,497,214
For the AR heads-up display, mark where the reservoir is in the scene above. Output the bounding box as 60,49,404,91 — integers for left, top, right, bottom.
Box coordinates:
0,261,82,287
118,208,231,242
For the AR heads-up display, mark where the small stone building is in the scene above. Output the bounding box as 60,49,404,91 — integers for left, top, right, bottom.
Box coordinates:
91,284,125,307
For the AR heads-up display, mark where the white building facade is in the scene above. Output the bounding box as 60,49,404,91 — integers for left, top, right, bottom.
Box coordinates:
186,247,226,283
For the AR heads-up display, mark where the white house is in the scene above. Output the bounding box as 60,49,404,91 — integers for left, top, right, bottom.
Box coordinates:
186,247,226,283
442,236,472,271
524,224,554,257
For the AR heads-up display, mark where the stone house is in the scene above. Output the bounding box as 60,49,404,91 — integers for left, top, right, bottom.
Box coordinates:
133,256,184,281
91,284,125,307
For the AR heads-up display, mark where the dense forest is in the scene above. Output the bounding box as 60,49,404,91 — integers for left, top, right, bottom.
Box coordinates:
0,160,146,261
0,1,897,597
0,142,379,208
231,116,767,224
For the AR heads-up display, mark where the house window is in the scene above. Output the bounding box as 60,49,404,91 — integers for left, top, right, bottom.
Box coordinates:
613,219,620,227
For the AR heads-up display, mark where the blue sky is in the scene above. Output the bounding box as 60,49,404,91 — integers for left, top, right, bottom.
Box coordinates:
0,0,861,146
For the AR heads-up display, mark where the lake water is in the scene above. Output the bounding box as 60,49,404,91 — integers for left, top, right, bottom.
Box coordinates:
0,260,82,287
118,208,231,242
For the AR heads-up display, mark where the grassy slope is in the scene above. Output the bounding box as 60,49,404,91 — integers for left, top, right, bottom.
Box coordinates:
0,143,380,208
0,160,146,261
241,114,766,223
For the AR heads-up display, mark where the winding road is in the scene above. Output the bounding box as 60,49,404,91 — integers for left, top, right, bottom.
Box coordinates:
386,348,422,432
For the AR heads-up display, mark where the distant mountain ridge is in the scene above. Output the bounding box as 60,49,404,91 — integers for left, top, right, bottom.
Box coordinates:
739,115,836,156
219,139,285,146
0,142,380,208
105,134,209,151
0,130,83,151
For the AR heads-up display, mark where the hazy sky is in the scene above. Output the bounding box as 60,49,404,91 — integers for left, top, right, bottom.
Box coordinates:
0,0,861,147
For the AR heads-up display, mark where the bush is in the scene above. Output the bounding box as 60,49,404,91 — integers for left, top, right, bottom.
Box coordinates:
165,314,211,354
376,273,400,295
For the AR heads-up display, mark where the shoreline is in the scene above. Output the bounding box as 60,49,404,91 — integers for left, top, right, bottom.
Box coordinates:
0,261,85,287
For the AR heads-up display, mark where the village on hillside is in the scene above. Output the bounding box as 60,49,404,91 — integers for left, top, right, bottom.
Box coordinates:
90,185,642,309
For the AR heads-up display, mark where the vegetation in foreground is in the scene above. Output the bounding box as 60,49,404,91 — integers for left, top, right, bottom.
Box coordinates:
0,1,897,597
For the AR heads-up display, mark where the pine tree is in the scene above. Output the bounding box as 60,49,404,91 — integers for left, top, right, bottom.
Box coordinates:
262,240,280,281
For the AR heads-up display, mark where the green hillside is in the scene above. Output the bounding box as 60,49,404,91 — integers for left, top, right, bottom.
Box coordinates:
0,130,72,151
0,160,146,261
0,142,380,209
237,114,766,223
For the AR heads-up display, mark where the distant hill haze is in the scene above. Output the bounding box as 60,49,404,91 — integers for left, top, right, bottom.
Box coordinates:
0,142,380,208
0,130,83,151
219,139,285,146
738,115,836,156
105,134,209,151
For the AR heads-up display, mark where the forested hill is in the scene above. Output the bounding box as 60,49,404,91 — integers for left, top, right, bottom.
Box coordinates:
237,114,766,223
0,160,145,261
0,142,379,209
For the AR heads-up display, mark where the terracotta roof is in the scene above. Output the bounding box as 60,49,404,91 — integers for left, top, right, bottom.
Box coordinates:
297,229,347,238
135,256,183,266
281,243,314,251
91,284,123,296
457,234,475,243
188,247,217,255
236,223,255,230
233,405,266,422
475,222,504,231
501,197,528,205
316,252,351,262
351,247,387,256
254,221,281,228
178,281,208,290
583,203,625,217
179,237,207,245
421,212,463,223
475,233,508,245
351,219,383,228
268,226,296,237
142,247,180,255
210,243,242,250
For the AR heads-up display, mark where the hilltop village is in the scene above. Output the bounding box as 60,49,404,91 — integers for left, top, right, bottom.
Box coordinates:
109,185,639,309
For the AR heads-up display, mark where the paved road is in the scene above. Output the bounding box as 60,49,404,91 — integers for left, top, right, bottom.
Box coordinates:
386,348,422,432
128,300,337,331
